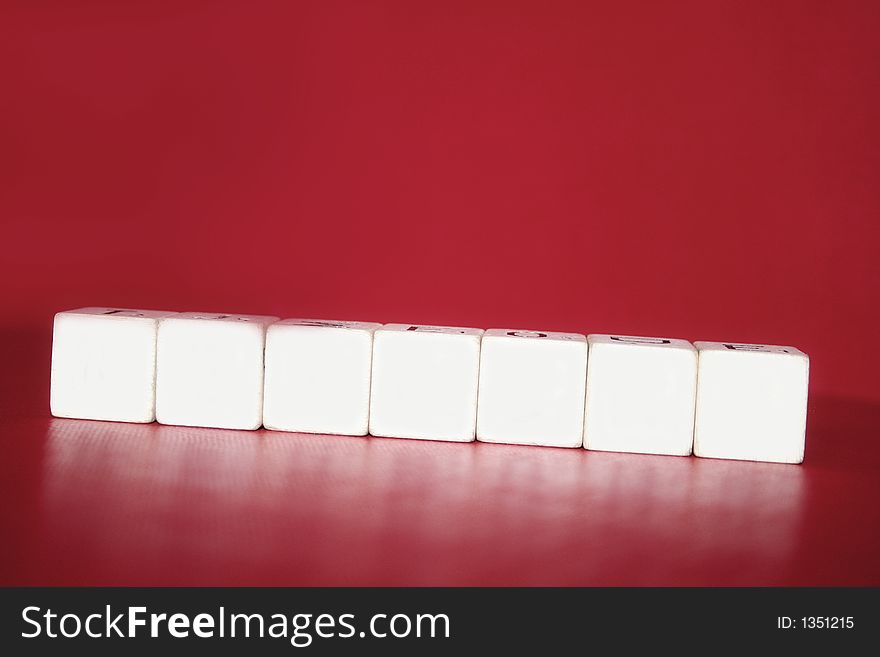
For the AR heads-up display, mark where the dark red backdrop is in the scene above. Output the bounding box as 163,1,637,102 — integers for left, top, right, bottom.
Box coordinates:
1,1,879,585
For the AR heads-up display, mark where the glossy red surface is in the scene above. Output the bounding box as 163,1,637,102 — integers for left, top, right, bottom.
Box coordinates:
1,328,879,585
2,1,879,585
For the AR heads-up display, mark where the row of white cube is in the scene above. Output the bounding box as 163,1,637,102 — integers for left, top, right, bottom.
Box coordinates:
49,308,810,463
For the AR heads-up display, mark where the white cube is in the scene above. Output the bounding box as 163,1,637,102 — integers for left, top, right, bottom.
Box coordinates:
694,341,809,464
155,312,278,430
476,329,587,448
263,319,381,435
583,334,698,456
369,324,483,442
50,307,176,423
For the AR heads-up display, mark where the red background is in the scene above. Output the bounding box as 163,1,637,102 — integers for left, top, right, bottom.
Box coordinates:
1,1,879,585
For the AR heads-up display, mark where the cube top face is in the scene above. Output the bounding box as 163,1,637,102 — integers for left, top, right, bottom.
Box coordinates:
169,312,278,326
694,343,809,464
380,323,484,338
695,341,806,358
58,307,176,320
263,321,376,435
484,328,585,343
369,326,482,442
477,330,588,448
51,309,171,423
584,339,697,456
273,318,382,332
589,334,695,352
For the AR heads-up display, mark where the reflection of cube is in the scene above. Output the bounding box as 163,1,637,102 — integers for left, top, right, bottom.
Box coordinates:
263,319,381,435
369,324,483,442
477,329,587,448
584,334,697,456
155,312,278,430
694,342,809,464
50,307,176,423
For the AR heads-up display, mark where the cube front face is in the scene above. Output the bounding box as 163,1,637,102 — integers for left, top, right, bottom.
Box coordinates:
155,313,278,430
263,319,381,435
369,324,483,442
50,308,175,423
694,342,809,464
477,329,587,448
583,335,698,456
